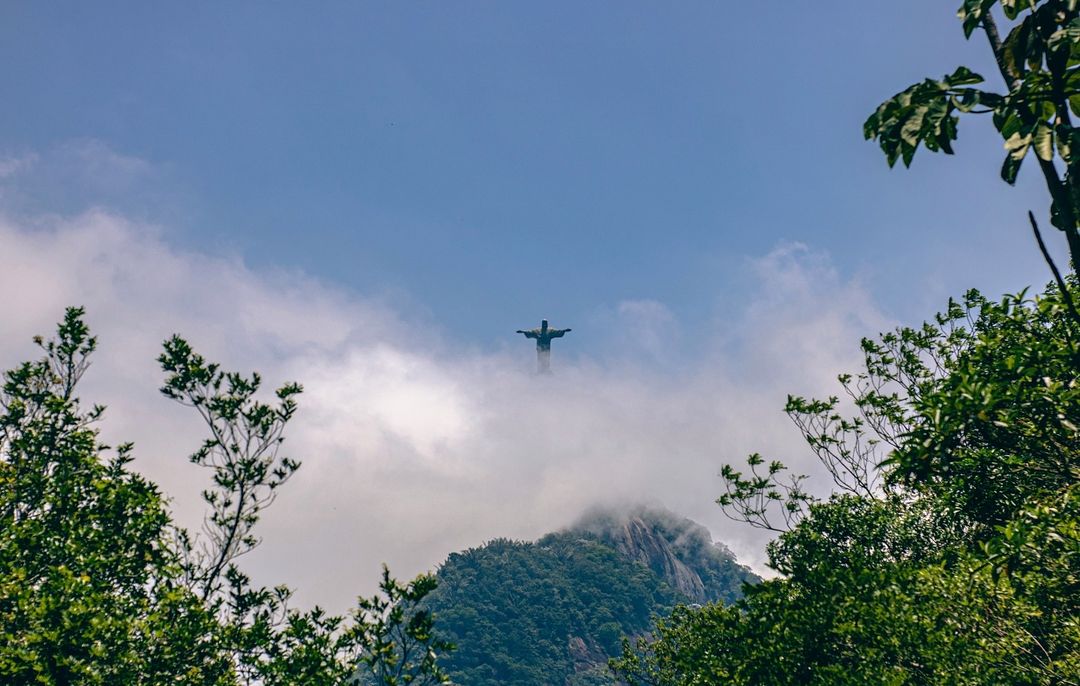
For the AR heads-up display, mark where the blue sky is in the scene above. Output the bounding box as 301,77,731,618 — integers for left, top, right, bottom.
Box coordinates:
0,1,1062,352
0,2,1069,603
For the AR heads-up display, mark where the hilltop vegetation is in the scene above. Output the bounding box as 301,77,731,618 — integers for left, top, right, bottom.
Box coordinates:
425,507,757,686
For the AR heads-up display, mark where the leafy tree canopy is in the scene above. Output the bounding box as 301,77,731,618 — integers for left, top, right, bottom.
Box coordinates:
614,285,1080,685
0,308,452,685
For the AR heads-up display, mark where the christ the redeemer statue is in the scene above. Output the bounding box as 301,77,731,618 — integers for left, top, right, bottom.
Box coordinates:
516,319,571,374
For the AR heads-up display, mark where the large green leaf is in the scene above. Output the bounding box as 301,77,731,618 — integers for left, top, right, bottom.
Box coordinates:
1000,0,1039,21
945,65,985,86
1034,121,1055,160
1004,14,1039,76
952,88,1003,112
1002,149,1025,183
1055,123,1074,160
994,107,1024,138
1001,128,1032,184
957,0,997,39
1049,18,1080,68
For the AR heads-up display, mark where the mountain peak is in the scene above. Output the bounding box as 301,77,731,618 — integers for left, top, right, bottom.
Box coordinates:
426,505,758,685
566,504,757,604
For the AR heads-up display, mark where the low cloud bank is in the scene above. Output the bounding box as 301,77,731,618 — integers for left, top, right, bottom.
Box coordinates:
0,209,891,611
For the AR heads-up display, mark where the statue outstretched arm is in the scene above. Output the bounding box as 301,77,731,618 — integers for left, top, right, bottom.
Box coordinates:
517,329,539,339
549,328,571,338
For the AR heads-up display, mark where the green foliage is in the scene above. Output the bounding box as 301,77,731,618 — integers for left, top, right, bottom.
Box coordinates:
0,308,452,685
159,334,302,603
424,514,756,686
717,453,811,533
0,307,232,685
354,567,453,686
614,285,1080,685
865,1,1080,262
863,66,987,167
426,535,677,685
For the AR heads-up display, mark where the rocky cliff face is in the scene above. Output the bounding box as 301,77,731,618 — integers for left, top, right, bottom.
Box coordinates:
570,505,758,605
603,515,708,601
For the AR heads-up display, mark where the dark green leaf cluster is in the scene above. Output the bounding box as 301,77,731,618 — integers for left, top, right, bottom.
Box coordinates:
863,66,987,167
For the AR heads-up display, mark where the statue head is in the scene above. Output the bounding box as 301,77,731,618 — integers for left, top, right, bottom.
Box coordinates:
541,319,548,333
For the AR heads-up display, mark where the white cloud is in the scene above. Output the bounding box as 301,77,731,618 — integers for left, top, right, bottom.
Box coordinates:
0,153,38,180
615,299,680,362
0,209,893,612
733,242,891,390
0,139,165,215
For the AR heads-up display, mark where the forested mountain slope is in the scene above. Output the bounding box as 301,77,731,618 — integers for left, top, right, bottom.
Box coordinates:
424,506,757,686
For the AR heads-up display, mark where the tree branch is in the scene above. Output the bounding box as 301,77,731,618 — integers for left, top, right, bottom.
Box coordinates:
982,13,1080,267
1029,210,1080,329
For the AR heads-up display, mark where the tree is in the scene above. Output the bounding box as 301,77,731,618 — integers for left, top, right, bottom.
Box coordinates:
613,8,1080,680
614,286,1080,684
864,1,1080,267
157,334,453,685
0,308,232,685
0,309,453,685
